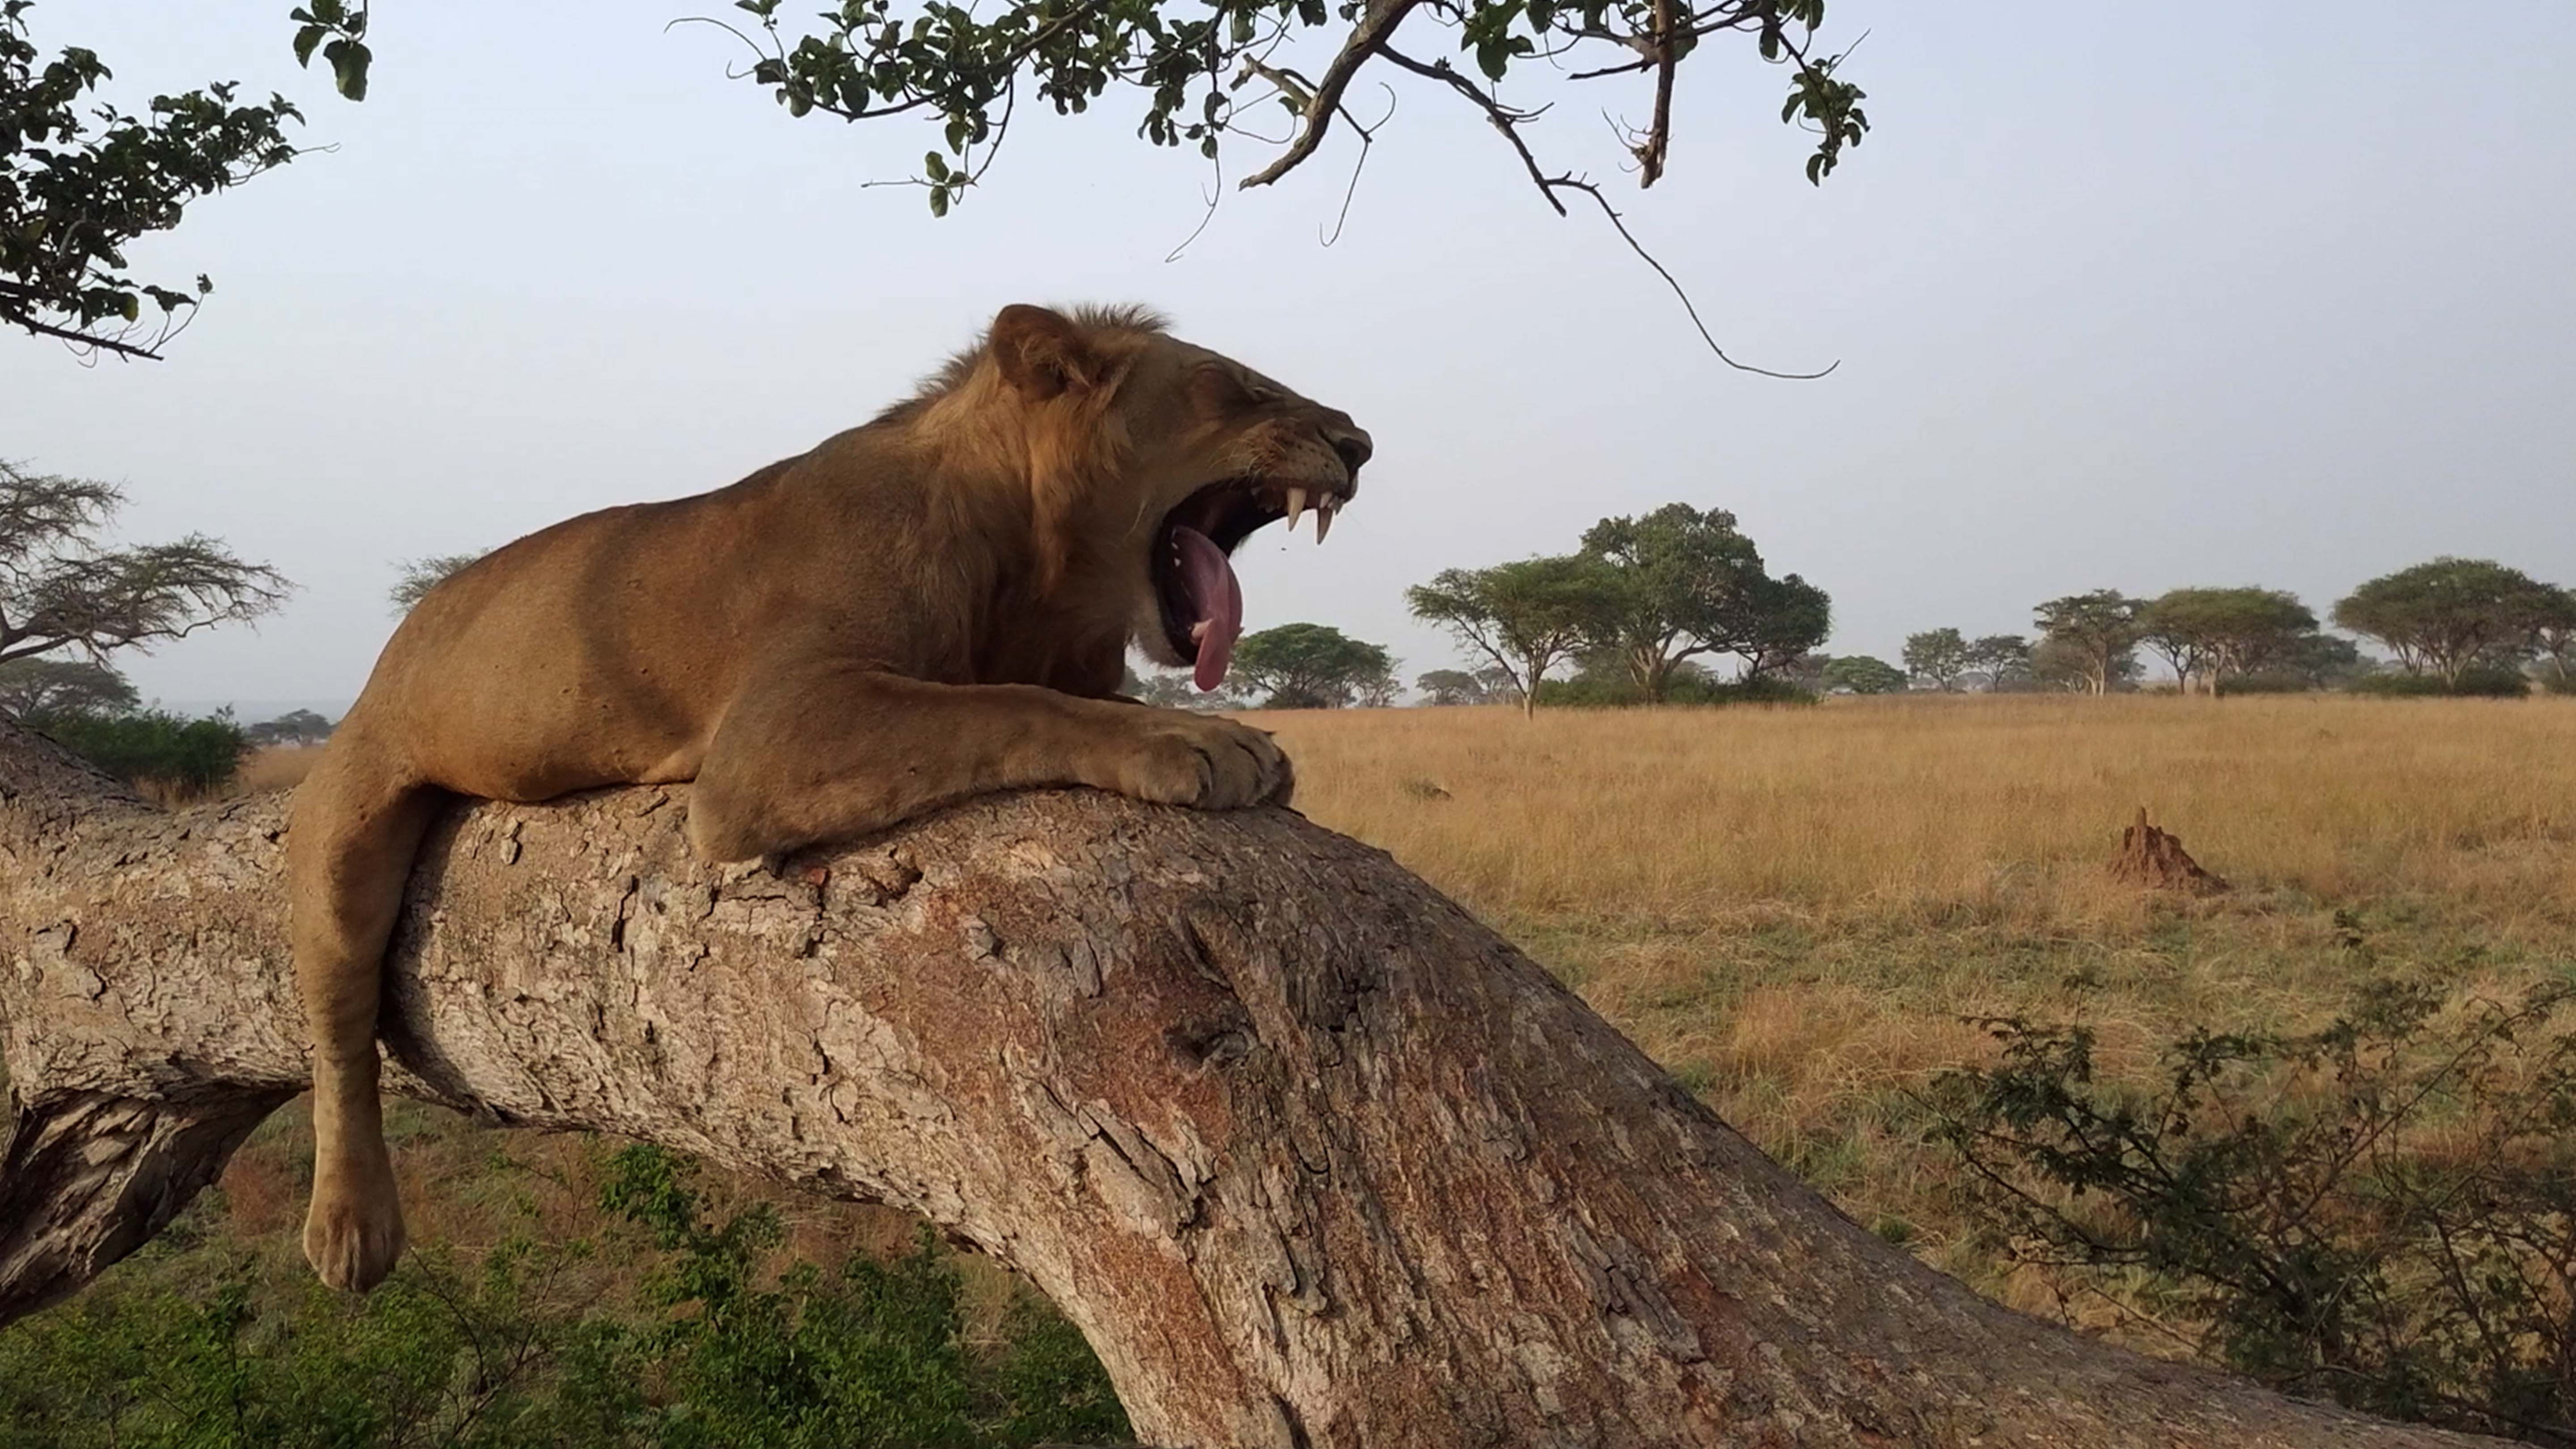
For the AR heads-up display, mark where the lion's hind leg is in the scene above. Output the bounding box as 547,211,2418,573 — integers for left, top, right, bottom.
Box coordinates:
284,735,444,1292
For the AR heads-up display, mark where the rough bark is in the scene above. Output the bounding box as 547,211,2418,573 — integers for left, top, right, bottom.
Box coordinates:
0,721,2496,1447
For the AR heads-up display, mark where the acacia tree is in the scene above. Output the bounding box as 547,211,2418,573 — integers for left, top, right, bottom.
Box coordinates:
2272,631,2366,690
1229,622,1395,708
0,464,289,664
2529,585,2576,690
2032,590,2141,697
388,551,486,612
1964,633,2032,692
2138,587,2315,695
1578,506,1830,694
1408,555,1614,717
1902,627,1970,691
245,708,335,746
1578,505,1762,699
1414,668,1495,705
0,656,136,718
1820,654,1904,695
2332,559,2555,686
1730,571,1830,680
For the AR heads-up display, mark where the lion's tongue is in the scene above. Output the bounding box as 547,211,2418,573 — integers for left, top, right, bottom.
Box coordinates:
1174,525,1241,693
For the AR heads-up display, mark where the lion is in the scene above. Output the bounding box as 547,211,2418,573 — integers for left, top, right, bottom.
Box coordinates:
287,303,1371,1292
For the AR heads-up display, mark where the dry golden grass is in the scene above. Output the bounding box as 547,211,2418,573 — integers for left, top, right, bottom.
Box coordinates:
213,696,2576,1304
235,743,326,795
1247,694,2576,1269
1256,695,2576,930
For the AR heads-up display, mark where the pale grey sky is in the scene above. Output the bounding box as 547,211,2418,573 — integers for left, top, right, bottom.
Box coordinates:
5,0,2572,714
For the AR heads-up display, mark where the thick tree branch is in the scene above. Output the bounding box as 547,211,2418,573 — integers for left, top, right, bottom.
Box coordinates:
1239,0,1424,190
0,719,2498,1446
1636,0,1678,185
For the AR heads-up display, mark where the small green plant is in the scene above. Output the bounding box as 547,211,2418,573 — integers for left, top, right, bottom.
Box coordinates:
0,1143,1128,1448
1932,980,2576,1444
0,1237,633,1448
597,1144,1130,1449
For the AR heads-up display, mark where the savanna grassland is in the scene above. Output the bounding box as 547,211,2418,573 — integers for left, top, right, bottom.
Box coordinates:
1251,694,2576,1307
233,695,2576,1290
29,693,2574,1421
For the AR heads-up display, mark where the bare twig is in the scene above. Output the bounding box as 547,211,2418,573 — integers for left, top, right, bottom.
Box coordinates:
1164,148,1225,263
1551,179,1835,377
1320,86,1398,246
1377,47,1830,375
1376,48,1564,214
0,309,172,363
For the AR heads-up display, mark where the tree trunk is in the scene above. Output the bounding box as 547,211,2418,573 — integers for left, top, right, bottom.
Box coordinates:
0,721,2497,1447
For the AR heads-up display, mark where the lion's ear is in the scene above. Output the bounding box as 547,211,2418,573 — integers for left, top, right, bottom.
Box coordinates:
989,304,1102,401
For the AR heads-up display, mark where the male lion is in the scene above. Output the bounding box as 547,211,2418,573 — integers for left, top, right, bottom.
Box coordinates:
289,303,1370,1291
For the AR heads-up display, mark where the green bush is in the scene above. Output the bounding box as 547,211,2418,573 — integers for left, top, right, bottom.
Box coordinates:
2346,667,2531,699
0,1239,638,1449
597,1144,1128,1449
32,708,248,792
0,1144,1130,1449
1932,979,2576,1443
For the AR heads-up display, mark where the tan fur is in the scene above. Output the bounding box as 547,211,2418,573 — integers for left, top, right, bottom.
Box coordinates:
286,303,1372,1291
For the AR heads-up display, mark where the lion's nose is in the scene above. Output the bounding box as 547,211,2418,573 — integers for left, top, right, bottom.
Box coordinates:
1330,431,1373,478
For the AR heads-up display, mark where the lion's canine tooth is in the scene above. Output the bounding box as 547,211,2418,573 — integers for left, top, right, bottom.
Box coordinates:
1314,499,1334,544
1284,487,1307,534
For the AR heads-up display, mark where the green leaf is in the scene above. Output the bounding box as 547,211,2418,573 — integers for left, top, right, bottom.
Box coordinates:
322,38,369,102
292,24,326,68
923,150,949,180
929,185,950,217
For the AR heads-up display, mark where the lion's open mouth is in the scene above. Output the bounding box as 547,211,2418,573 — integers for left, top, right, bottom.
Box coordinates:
1154,478,1347,692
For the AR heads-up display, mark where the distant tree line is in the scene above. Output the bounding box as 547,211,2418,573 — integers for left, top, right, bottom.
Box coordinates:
1127,623,1400,711
1131,503,1834,716
1816,559,2572,700
0,652,335,794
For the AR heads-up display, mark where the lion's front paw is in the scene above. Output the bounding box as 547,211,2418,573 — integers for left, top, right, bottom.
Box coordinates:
304,1166,408,1293
1112,715,1294,811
